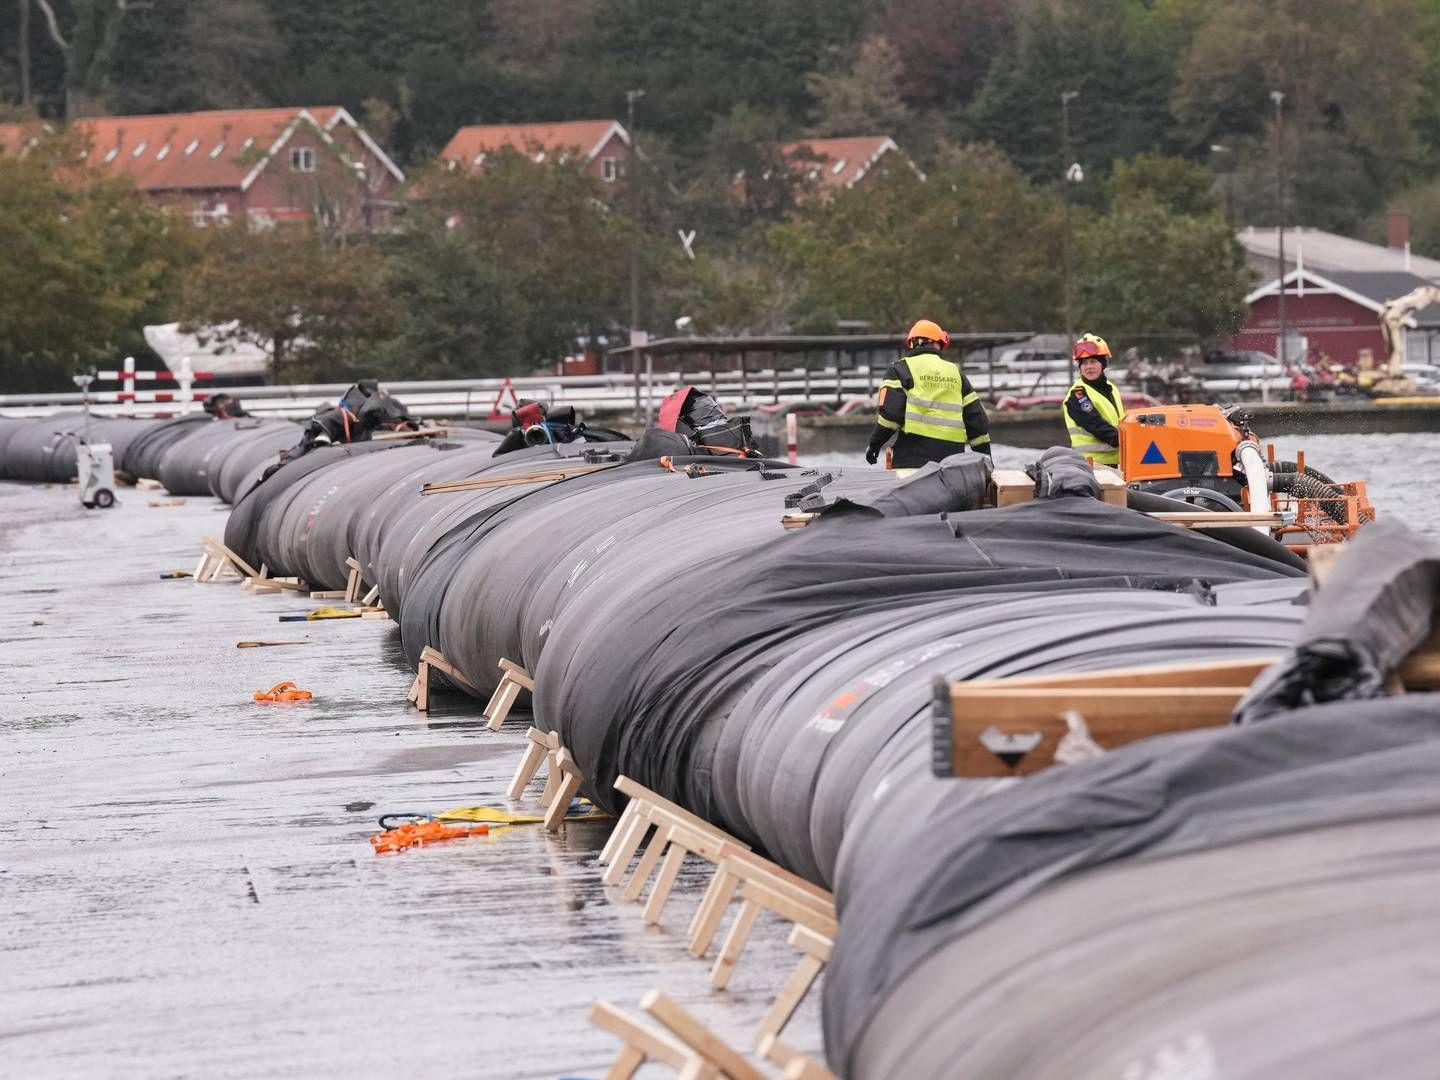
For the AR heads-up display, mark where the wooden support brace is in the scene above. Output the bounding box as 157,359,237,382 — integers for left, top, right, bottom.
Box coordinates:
344,557,364,604
362,584,381,607
542,748,584,831
640,991,767,1080
754,926,832,1053
779,1054,841,1080
602,808,655,889
310,590,347,600
201,535,259,580
709,866,837,991
483,658,534,731
589,1000,702,1079
507,727,556,799
407,646,480,713
642,835,688,926
599,796,644,868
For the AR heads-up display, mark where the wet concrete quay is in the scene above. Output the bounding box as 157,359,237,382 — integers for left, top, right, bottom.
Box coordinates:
0,482,822,1079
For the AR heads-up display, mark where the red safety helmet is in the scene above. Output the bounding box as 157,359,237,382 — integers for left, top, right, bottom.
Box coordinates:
1073,333,1111,362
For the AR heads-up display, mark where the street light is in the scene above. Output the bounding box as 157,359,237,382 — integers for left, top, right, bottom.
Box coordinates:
1269,89,1286,406
626,88,647,419
1061,90,1080,343
1209,144,1234,226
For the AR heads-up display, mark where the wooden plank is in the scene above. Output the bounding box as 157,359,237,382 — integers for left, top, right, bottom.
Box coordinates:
1146,511,1285,529
756,952,825,1049
370,426,453,442
1398,626,1440,691
990,468,1034,508
1092,466,1128,507
420,463,616,496
614,776,751,852
710,897,761,990
736,877,837,939
950,687,1243,777
781,1055,841,1080
957,656,1278,692
641,992,767,1080
202,535,259,580
589,1000,694,1071
641,842,688,925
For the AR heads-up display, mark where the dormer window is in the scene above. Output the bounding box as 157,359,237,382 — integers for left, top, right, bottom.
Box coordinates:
185,138,200,156
290,146,315,172
131,141,148,158
103,146,120,163
209,142,225,159
602,156,620,182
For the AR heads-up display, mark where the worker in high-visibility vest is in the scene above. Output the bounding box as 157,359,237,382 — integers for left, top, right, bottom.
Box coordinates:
1063,333,1125,466
865,319,991,467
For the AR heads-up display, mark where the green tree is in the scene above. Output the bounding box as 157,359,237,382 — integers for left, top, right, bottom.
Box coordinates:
393,150,639,374
377,228,527,380
0,126,185,391
968,0,1186,182
1075,197,1252,347
178,223,395,382
805,35,910,137
767,143,1063,332
1108,151,1219,218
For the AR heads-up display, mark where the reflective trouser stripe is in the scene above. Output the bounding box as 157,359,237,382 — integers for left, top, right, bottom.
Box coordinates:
969,433,991,446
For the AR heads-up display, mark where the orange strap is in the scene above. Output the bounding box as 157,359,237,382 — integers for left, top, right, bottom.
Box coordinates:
370,820,490,854
253,680,313,703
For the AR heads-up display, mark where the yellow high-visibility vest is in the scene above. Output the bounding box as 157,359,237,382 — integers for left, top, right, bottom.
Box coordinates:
1062,379,1125,465
877,352,978,443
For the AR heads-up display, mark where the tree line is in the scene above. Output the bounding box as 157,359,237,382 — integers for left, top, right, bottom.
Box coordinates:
3,0,1437,390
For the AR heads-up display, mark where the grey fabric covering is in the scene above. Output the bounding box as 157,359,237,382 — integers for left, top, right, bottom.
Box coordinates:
1235,518,1440,721
821,453,993,520
825,697,1440,1078
1028,444,1101,500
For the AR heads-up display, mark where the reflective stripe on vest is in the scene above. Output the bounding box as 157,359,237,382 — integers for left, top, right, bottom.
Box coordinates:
879,353,971,444
1062,379,1124,465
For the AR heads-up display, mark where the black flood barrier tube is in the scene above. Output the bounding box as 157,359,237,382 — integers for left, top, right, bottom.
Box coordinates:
823,519,1440,1078
0,414,167,483
534,497,1308,838
117,415,211,481
155,417,300,497
223,430,502,589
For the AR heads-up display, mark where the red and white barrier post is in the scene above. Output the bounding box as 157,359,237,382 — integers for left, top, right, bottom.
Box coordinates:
785,411,799,465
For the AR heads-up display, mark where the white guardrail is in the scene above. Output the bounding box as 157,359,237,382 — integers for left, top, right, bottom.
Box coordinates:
0,359,1300,420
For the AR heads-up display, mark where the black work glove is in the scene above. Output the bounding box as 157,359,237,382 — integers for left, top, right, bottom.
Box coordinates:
865,445,880,465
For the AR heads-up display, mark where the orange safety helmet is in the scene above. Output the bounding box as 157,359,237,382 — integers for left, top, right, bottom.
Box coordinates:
1073,333,1111,362
906,319,950,349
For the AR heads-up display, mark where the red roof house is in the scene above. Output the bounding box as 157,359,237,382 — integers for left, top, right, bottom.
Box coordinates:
0,107,405,230
780,135,906,195
439,120,631,185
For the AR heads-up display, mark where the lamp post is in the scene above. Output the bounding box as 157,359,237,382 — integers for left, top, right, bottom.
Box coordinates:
626,88,646,419
1061,90,1080,343
1270,89,1286,406
1209,143,1233,226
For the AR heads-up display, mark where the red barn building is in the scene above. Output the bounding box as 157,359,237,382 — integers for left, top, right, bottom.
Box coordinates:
1234,269,1440,367
0,107,405,230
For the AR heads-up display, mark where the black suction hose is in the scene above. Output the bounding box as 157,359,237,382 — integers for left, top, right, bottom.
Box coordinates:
1125,488,1307,571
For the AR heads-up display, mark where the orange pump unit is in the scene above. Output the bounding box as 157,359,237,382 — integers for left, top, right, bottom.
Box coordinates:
1117,404,1252,510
